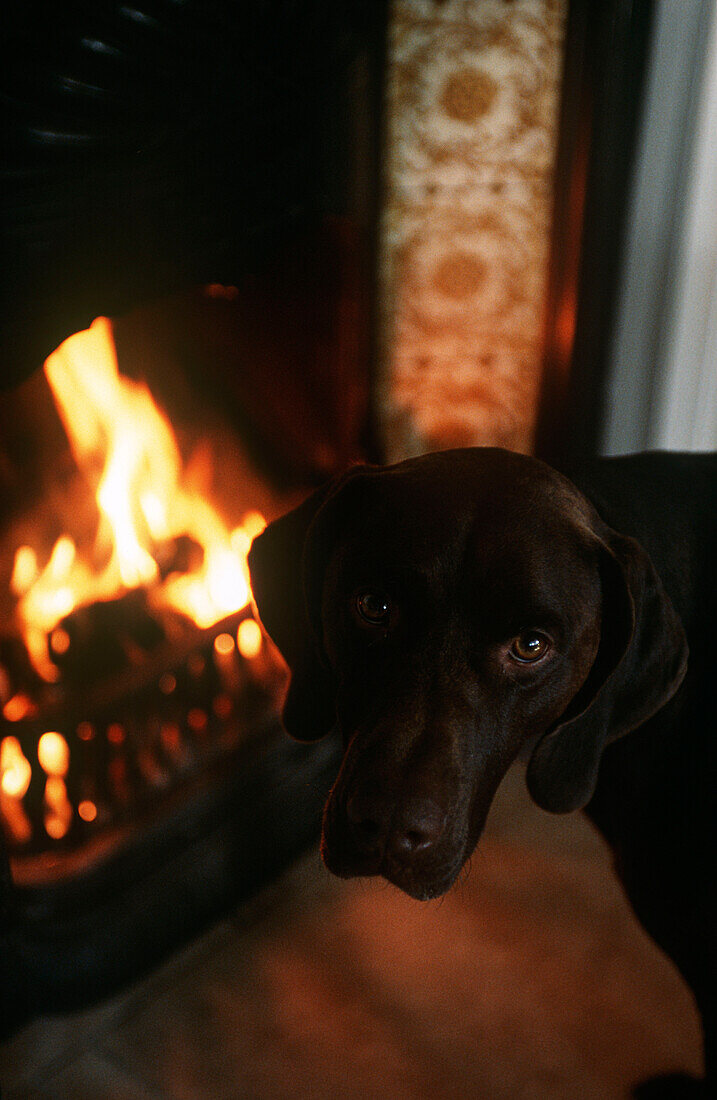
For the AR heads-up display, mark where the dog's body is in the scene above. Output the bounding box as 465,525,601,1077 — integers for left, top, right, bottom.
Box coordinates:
249,448,717,1094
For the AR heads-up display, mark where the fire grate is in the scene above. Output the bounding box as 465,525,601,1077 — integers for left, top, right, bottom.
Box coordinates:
0,603,342,1024
2,606,282,883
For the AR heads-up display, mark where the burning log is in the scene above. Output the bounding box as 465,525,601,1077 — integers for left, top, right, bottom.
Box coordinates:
50,589,166,685
154,535,204,581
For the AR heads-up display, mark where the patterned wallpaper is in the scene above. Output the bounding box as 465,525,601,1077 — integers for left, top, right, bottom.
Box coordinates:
378,0,567,459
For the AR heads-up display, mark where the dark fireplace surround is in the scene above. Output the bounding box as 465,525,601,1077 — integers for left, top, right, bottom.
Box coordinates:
0,0,387,1028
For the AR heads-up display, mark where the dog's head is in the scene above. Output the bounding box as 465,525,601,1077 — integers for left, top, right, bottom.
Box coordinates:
248,448,687,900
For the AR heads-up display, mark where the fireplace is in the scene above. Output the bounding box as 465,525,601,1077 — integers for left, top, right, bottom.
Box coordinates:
0,1,387,1025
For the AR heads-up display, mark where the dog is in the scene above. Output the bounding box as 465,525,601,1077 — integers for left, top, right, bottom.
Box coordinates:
248,446,716,1095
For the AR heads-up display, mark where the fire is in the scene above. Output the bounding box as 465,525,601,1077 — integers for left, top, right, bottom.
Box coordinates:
12,318,266,681
0,736,33,845
37,730,72,839
0,736,32,798
2,694,35,723
78,800,97,823
237,618,263,660
44,775,72,839
37,731,70,777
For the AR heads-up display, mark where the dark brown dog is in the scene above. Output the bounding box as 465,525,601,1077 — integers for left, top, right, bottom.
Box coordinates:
248,447,717,1095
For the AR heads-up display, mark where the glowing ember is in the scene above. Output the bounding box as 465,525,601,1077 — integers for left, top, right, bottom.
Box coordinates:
0,736,32,798
77,721,95,742
237,618,263,660
2,694,35,723
10,546,39,596
214,632,235,656
107,723,126,746
44,774,72,839
38,731,70,777
50,627,71,655
11,317,264,681
78,799,97,823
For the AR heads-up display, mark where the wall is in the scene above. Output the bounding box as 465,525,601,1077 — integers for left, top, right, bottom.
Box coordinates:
378,0,567,460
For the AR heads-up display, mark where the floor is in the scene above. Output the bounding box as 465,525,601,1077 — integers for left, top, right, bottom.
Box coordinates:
0,764,703,1099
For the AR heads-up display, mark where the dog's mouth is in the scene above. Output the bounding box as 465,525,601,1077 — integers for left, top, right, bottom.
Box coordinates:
379,853,464,901
320,831,465,900
320,796,468,901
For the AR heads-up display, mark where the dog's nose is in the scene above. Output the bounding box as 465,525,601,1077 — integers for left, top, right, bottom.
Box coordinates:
345,791,447,862
391,815,441,857
345,791,386,852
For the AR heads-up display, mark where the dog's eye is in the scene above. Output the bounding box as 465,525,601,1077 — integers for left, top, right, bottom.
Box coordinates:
355,591,392,626
510,631,551,663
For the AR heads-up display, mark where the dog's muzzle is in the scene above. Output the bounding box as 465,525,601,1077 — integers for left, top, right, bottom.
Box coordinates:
321,781,464,899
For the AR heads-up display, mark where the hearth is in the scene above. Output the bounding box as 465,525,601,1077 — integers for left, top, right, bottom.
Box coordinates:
0,0,387,1027
0,309,348,1022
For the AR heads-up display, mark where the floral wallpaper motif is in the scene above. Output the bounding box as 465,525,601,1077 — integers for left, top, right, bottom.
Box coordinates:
379,0,567,458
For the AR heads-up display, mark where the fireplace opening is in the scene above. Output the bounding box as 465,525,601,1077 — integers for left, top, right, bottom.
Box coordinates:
2,313,285,868
0,275,370,1020
0,1,388,1025
0,289,355,1021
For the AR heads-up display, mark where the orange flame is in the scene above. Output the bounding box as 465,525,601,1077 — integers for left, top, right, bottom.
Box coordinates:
13,317,266,681
0,736,33,844
38,731,70,777
0,736,32,798
44,775,72,839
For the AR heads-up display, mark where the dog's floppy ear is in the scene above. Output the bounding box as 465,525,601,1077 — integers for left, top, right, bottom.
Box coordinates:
248,467,366,742
526,529,688,814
